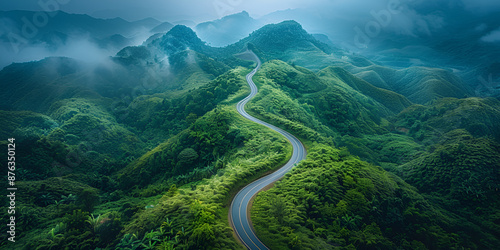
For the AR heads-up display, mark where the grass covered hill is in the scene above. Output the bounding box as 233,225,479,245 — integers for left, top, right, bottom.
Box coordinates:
350,65,473,104
318,66,413,114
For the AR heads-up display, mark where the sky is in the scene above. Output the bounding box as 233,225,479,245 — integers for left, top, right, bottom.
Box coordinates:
1,0,499,22
1,0,499,68
0,0,311,22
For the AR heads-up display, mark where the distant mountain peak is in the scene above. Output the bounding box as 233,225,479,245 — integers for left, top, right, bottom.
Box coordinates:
254,20,306,35
137,17,159,23
241,20,333,55
151,25,206,55
166,25,201,41
194,10,259,47
278,20,301,26
231,11,250,17
274,20,304,30
249,20,309,43
198,10,254,27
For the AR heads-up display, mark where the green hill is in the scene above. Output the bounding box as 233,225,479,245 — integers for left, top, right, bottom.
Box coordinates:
319,66,413,113
0,57,97,112
349,65,473,104
1,18,499,250
394,97,500,143
252,144,480,249
391,129,500,249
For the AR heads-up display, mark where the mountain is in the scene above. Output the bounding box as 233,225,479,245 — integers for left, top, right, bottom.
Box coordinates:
194,11,261,47
234,21,472,105
0,10,160,40
138,20,338,67
238,20,334,58
2,15,499,249
349,65,473,104
258,8,500,100
234,57,500,249
399,128,500,204
319,66,413,113
150,22,174,33
252,144,470,249
0,57,92,112
0,10,163,68
132,17,162,28
149,25,208,56
394,97,500,142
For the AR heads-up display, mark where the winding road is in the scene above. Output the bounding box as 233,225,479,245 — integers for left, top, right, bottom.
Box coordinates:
229,51,307,250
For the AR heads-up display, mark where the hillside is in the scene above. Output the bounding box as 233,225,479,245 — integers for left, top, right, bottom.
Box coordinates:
394,97,500,143
1,17,499,250
238,58,500,249
0,10,160,42
245,62,500,249
150,22,174,34
350,65,473,104
195,11,260,47
0,10,166,69
253,144,473,249
319,66,413,114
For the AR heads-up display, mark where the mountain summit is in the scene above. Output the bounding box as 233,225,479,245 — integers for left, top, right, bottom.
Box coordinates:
195,11,260,47
117,20,335,67
238,20,333,56
154,25,207,55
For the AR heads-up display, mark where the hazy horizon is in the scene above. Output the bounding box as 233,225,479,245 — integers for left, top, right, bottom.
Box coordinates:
1,0,499,69
1,0,499,23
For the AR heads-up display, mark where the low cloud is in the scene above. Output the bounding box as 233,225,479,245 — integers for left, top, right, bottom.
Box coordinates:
0,37,118,70
461,0,500,14
481,28,500,43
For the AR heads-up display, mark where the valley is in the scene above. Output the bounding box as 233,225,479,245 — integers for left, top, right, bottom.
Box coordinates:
0,6,499,250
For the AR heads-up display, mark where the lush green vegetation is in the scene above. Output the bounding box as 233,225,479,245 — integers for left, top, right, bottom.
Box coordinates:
1,20,499,250
253,144,467,249
246,60,500,249
348,65,473,104
8,106,290,250
393,97,500,143
0,56,290,249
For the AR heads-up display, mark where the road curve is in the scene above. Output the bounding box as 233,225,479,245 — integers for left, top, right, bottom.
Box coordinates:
230,51,307,250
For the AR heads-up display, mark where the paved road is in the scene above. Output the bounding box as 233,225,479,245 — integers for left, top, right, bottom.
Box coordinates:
230,51,307,250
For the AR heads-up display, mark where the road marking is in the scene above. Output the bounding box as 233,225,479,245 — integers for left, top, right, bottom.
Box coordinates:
230,51,307,250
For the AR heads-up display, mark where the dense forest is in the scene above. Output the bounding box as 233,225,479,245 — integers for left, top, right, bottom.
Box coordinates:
248,64,500,249
0,16,499,250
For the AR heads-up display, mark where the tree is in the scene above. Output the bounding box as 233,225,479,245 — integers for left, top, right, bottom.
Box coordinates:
191,223,215,247
178,148,198,165
63,209,89,231
78,189,99,212
186,113,198,124
270,194,287,224
288,234,302,249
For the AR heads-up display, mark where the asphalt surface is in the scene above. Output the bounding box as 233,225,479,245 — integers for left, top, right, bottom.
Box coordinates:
230,51,307,250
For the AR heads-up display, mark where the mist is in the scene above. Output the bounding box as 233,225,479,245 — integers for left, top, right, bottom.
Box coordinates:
0,13,158,70
0,39,112,69
1,0,499,69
